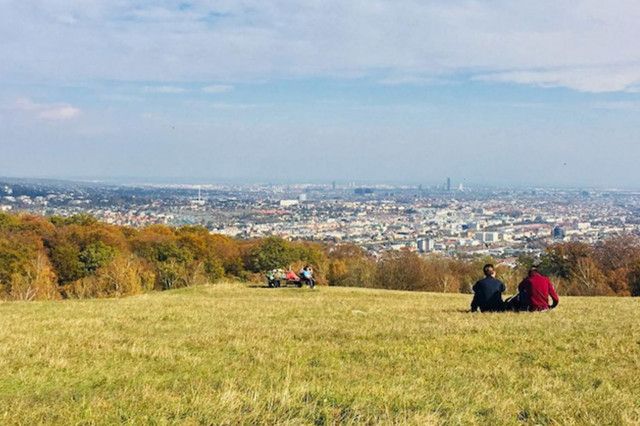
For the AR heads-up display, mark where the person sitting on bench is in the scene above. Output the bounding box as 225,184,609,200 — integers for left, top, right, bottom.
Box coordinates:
285,268,300,282
266,269,279,288
300,265,315,288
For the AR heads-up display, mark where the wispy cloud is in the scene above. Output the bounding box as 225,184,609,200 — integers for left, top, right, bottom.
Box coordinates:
202,84,234,94
378,75,452,86
100,94,145,102
144,86,188,94
2,1,640,93
15,97,81,120
591,101,640,111
475,65,640,93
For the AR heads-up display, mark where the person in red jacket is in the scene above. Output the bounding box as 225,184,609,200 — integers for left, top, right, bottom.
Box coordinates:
285,269,300,282
518,266,559,311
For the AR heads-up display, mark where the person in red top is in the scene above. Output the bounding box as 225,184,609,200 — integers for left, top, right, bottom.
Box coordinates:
285,269,299,282
518,266,559,311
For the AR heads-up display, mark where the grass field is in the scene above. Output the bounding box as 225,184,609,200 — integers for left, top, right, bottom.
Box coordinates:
0,284,638,425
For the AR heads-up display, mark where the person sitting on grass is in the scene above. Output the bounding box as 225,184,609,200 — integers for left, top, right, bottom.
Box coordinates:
517,265,559,311
503,291,528,312
470,263,506,312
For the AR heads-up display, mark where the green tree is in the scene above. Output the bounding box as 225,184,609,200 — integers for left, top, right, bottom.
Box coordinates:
50,213,98,227
246,237,296,272
79,241,117,273
49,242,84,284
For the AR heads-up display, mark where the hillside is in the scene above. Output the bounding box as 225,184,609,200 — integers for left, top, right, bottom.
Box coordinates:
0,284,638,425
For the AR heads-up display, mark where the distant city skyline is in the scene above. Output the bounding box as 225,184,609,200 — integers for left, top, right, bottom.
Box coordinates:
1,177,636,259
3,174,640,192
1,1,640,187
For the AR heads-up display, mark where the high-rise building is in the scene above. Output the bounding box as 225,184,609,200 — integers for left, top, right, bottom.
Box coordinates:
446,177,451,192
552,226,565,240
279,199,299,207
191,186,205,206
417,238,435,253
475,232,501,243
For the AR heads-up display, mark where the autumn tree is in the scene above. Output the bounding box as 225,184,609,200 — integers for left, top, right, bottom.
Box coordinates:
327,244,375,287
6,252,60,301
0,230,59,301
374,250,428,291
66,255,155,298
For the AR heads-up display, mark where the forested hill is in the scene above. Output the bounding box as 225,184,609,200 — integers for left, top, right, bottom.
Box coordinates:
0,212,639,301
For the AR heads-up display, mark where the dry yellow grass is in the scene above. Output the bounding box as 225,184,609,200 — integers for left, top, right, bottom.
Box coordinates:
0,283,638,425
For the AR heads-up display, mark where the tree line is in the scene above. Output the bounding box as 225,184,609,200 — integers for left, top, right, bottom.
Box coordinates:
0,212,638,300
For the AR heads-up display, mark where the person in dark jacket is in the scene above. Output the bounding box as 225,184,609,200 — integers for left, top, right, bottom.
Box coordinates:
518,266,559,311
471,264,506,312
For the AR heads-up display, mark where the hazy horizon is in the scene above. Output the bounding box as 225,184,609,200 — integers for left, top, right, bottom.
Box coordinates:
4,173,640,192
2,1,640,187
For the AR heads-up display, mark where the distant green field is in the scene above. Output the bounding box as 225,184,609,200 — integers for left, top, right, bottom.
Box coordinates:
0,284,638,425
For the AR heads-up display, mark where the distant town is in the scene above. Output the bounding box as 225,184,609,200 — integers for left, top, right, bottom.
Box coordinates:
2,177,639,264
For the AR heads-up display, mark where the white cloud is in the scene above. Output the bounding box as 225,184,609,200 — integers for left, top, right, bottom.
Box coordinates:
202,84,234,94
143,86,188,94
475,65,640,93
2,1,640,92
38,105,81,120
591,101,640,110
378,75,451,86
15,97,81,120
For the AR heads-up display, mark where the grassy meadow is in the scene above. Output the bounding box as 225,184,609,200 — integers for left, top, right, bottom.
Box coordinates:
0,284,638,425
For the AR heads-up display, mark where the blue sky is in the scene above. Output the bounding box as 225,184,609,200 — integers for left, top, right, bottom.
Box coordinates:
1,1,640,187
